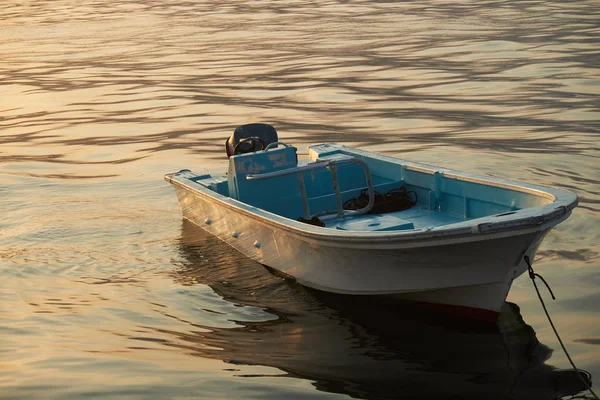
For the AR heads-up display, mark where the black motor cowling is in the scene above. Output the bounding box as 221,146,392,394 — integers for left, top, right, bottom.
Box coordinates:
225,123,279,158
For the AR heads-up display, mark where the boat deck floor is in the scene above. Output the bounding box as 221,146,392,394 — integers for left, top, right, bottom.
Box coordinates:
325,207,465,232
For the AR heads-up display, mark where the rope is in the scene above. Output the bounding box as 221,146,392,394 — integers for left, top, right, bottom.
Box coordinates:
524,255,598,399
344,187,417,214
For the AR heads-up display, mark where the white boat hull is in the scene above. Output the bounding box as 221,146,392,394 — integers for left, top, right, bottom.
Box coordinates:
172,183,551,319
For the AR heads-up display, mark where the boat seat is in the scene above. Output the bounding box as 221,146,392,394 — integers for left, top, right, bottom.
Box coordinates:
228,146,302,216
330,214,415,232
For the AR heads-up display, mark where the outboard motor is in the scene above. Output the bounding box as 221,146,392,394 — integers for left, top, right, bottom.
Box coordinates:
225,123,279,158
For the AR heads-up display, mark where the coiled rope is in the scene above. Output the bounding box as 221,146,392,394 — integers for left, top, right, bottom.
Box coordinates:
524,255,599,400
344,187,417,214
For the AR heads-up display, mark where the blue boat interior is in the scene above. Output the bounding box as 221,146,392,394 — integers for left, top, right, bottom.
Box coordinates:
190,144,554,232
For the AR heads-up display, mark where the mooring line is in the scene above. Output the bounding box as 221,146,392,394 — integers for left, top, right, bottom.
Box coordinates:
524,255,599,400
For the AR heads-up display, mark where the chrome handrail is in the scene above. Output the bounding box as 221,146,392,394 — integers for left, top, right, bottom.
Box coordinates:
246,160,329,180
246,157,374,222
264,141,292,151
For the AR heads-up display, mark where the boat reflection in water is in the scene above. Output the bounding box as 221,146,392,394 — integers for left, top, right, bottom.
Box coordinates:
171,220,592,400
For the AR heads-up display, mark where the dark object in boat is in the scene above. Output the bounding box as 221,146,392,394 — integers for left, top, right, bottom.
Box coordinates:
344,187,418,214
226,123,279,157
297,216,326,227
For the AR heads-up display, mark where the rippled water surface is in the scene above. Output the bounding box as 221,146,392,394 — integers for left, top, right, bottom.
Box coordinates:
2,1,599,399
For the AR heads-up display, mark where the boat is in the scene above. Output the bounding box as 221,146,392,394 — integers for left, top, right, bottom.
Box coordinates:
165,123,578,322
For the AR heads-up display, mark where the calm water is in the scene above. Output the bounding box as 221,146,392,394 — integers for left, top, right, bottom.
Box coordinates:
1,1,599,399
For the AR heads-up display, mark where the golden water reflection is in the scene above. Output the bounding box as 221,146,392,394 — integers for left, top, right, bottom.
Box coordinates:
2,0,599,398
